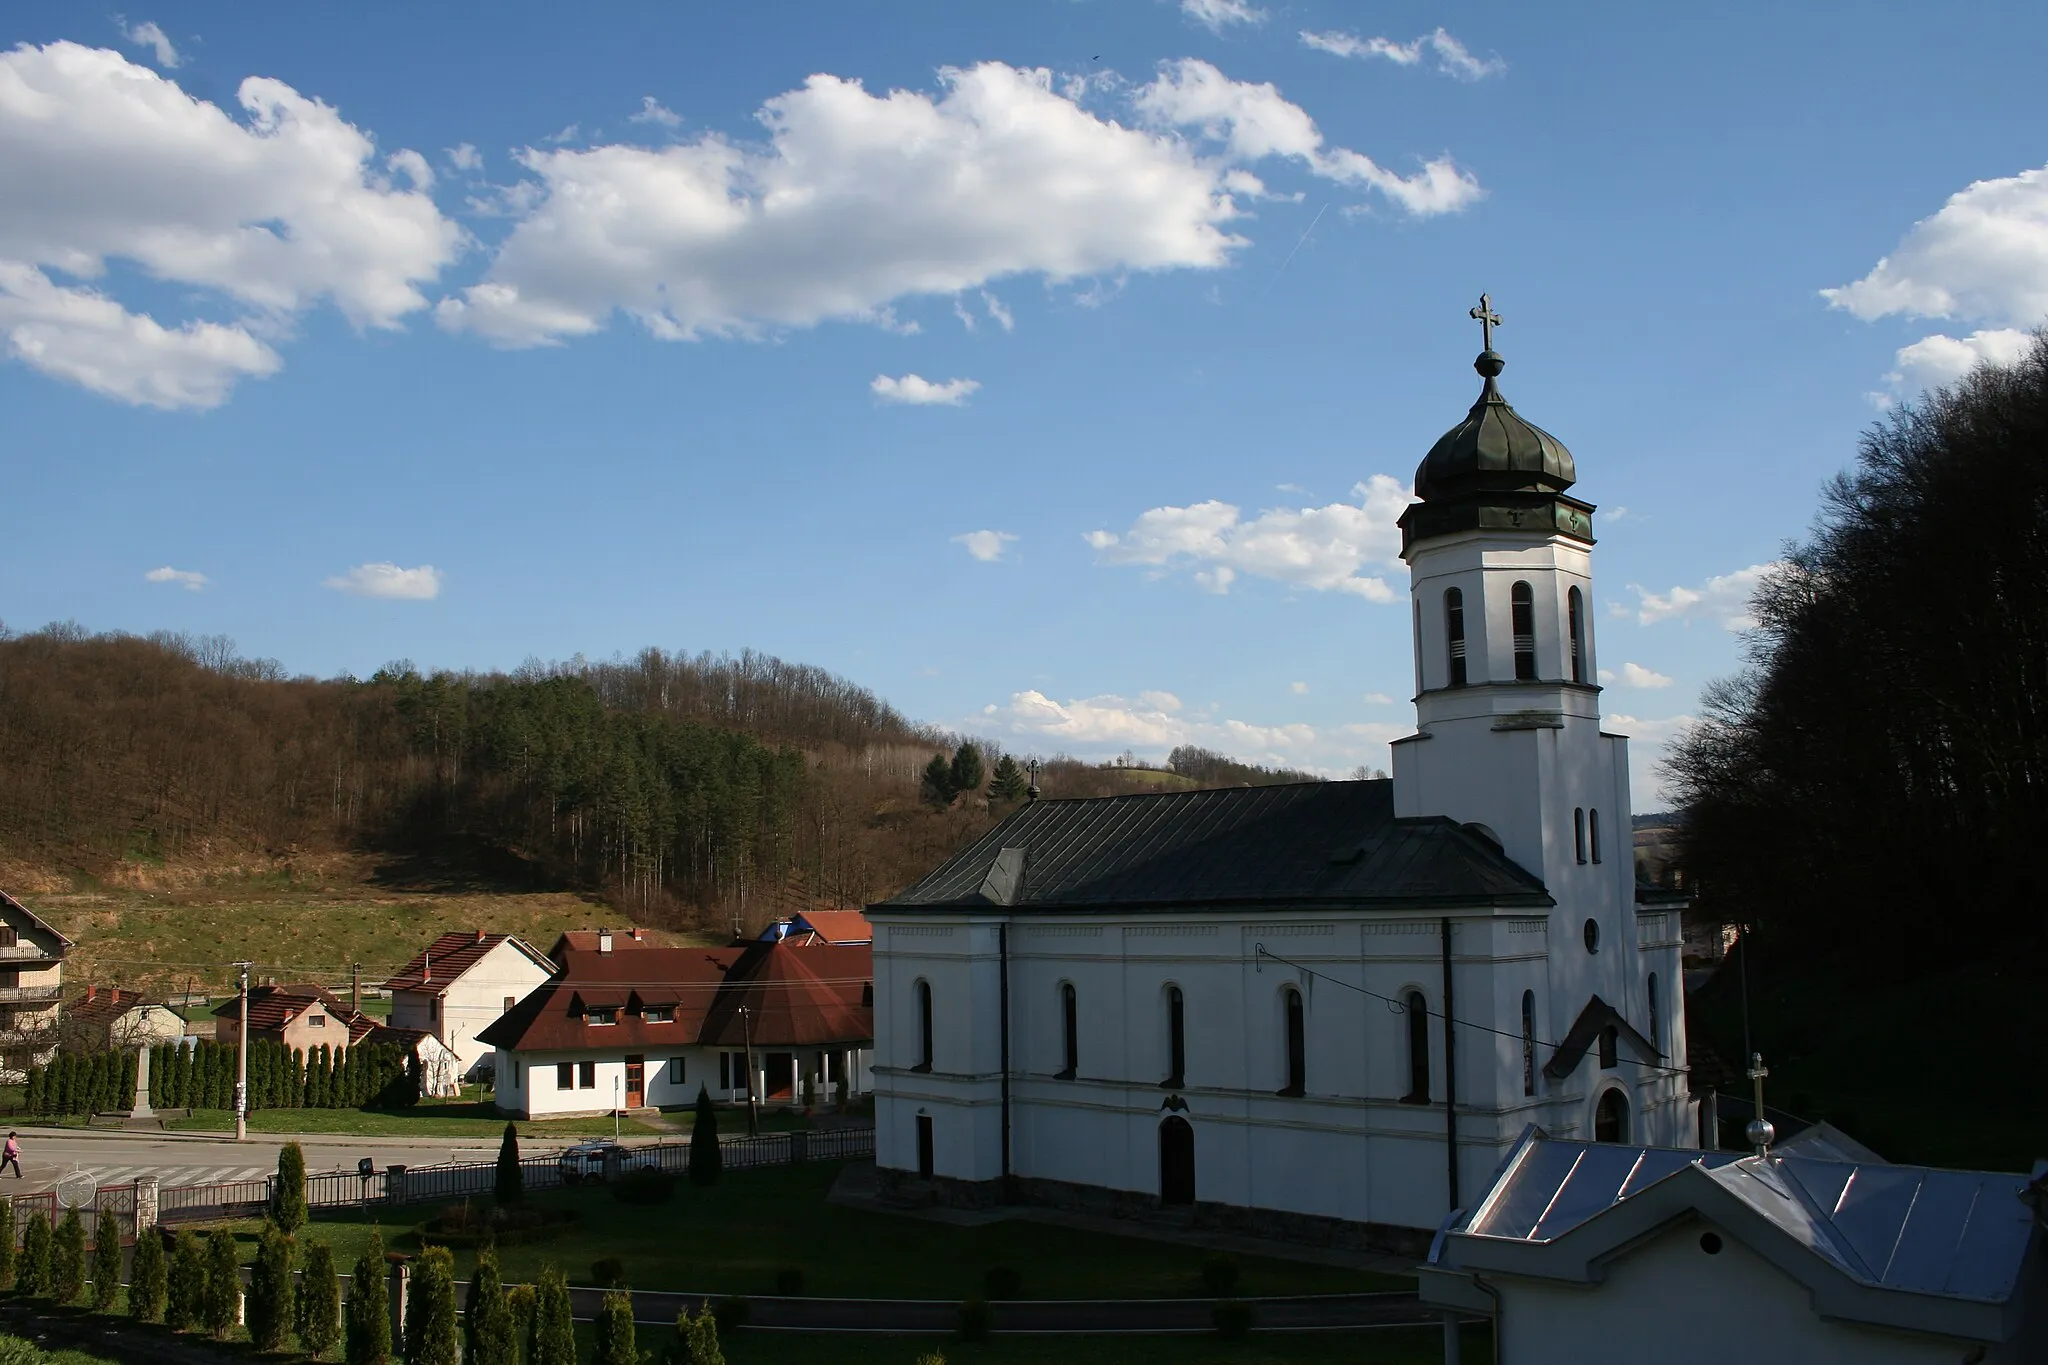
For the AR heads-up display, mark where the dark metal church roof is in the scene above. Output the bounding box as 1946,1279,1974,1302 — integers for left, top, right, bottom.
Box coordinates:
874,780,1549,914
1412,350,1577,503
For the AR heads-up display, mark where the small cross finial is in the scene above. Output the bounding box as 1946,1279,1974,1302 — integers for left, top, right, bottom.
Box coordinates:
1469,293,1501,352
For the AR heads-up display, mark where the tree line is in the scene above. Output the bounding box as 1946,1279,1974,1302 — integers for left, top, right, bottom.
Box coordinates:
20,1039,420,1117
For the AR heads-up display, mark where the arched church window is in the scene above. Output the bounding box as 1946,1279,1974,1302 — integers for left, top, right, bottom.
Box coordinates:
1590,809,1602,863
1595,1089,1628,1143
1280,987,1305,1096
1060,982,1078,1079
1521,990,1537,1097
1568,586,1587,683
1164,985,1186,1088
1647,974,1660,1053
1403,990,1430,1103
1574,807,1586,864
1599,1024,1619,1070
1444,589,1468,687
1511,581,1538,680
917,981,935,1070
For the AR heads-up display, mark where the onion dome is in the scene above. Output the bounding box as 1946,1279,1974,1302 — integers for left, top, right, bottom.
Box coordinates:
1413,347,1576,502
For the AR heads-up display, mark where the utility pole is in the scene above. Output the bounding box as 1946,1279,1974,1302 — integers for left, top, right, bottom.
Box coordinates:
351,962,361,1015
740,1005,759,1137
234,962,251,1142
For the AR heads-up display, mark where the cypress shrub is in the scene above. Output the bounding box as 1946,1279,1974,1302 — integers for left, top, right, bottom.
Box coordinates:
17,1211,51,1297
202,1228,241,1338
494,1123,522,1205
345,1232,390,1365
52,1207,86,1303
165,1231,205,1331
0,1195,15,1290
404,1245,458,1365
503,1285,535,1359
119,1051,137,1110
296,1240,342,1358
247,1225,295,1352
90,1204,122,1312
23,1065,44,1116
463,1247,516,1365
129,1227,167,1322
591,1287,636,1365
673,1306,724,1365
689,1087,721,1186
528,1263,574,1365
273,1141,308,1233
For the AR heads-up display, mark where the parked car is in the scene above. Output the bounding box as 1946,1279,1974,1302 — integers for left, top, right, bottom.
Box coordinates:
556,1140,659,1184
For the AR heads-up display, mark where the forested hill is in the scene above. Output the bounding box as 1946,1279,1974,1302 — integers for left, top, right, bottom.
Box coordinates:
0,626,1314,928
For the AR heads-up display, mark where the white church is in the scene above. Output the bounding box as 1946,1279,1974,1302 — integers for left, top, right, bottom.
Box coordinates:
868,303,1695,1244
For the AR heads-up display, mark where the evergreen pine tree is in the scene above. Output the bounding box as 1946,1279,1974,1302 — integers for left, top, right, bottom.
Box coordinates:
920,753,956,808
529,1263,574,1365
91,1203,122,1311
203,1228,242,1338
989,753,1028,801
494,1122,523,1204
165,1231,205,1330
464,1247,516,1365
129,1227,168,1322
247,1224,295,1352
0,1193,15,1289
273,1140,309,1233
23,1064,44,1116
297,1239,342,1358
689,1086,722,1186
119,1049,138,1110
674,1305,725,1365
18,1211,51,1297
404,1245,459,1365
948,743,985,799
592,1287,636,1365
52,1207,85,1303
345,1231,390,1365
503,1285,535,1362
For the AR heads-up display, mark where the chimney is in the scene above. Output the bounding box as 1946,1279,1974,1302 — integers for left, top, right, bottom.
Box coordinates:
630,928,643,942
476,928,486,943
86,984,97,1002
423,950,431,983
598,929,613,954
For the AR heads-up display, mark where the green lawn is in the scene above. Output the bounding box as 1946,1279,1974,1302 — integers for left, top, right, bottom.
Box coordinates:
208,1161,1410,1302
165,1101,663,1138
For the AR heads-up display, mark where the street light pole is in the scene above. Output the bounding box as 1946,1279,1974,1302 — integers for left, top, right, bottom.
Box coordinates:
740,1005,759,1137
234,962,251,1142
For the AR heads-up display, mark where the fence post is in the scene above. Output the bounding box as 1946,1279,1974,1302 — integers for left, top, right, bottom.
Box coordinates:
789,1131,808,1164
387,1257,409,1353
386,1165,408,1206
134,1175,159,1234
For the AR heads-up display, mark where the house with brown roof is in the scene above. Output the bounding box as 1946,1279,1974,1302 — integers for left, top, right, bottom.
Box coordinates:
68,987,186,1050
0,889,72,1081
214,984,354,1056
380,931,556,1080
545,926,656,966
480,934,873,1119
763,909,873,946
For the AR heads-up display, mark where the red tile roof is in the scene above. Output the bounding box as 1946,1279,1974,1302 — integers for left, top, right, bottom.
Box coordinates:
789,910,872,944
546,928,659,964
698,942,873,1048
69,987,173,1028
214,984,345,1032
380,931,551,995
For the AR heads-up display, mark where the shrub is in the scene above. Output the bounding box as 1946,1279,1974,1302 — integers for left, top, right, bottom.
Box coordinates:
273,1141,309,1234
247,1225,296,1352
128,1227,168,1323
202,1229,241,1338
984,1266,1021,1300
913,1355,948,1365
297,1240,342,1357
710,1296,751,1332
503,1284,535,1359
0,1197,14,1290
495,1123,523,1205
165,1231,205,1331
91,1204,123,1312
1212,1300,1253,1340
463,1247,517,1365
673,1305,724,1365
1201,1254,1241,1297
590,1255,626,1289
404,1245,459,1365
688,1086,721,1186
613,1166,674,1206
774,1266,805,1296
591,1287,636,1365
529,1263,575,1365
52,1208,85,1304
17,1211,51,1298
345,1232,390,1365
956,1297,993,1342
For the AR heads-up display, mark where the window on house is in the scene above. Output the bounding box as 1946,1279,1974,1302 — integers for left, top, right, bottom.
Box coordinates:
511,1060,521,1086
1590,809,1602,863
1281,988,1306,1096
503,996,515,1013
1445,588,1468,687
578,1060,596,1089
1059,983,1078,1079
586,1008,617,1026
1403,991,1430,1103
1568,587,1587,683
0,927,17,948
668,1057,686,1084
1522,991,1537,1097
643,1006,673,1023
913,980,933,1072
1164,985,1186,1088
1574,808,1587,864
1599,1025,1619,1070
1647,974,1661,1052
556,1062,574,1090
429,998,439,1021
1512,581,1537,680
309,1014,326,1027
719,1052,731,1090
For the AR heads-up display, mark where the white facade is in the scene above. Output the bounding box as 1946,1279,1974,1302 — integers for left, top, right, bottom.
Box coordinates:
493,1043,872,1119
390,937,554,1077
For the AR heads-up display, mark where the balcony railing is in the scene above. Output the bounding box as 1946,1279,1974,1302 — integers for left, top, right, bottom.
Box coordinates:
0,986,61,1005
0,945,59,962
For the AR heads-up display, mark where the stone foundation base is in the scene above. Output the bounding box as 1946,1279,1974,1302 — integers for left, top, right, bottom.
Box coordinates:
873,1166,1431,1258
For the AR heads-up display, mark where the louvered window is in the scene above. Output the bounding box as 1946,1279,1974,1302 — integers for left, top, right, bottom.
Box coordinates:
1568,587,1587,683
1445,588,1468,687
1512,581,1537,680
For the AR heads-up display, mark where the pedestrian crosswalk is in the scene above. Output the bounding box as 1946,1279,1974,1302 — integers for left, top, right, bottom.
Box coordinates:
24,1163,273,1194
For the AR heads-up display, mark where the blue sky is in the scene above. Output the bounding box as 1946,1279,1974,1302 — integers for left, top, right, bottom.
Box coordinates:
3,2,2046,806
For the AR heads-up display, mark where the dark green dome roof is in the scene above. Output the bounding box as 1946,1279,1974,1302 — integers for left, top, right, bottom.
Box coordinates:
1413,350,1576,502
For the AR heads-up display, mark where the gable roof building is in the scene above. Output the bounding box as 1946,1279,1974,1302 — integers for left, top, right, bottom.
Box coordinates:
214,984,354,1056
68,987,185,1049
380,930,556,1077
0,889,72,1080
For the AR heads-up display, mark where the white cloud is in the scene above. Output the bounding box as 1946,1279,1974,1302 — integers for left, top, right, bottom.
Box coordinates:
118,20,181,69
322,562,443,600
1606,506,1629,522
1182,0,1267,32
981,291,1014,331
1887,328,2032,390
872,373,979,405
1087,474,1412,601
1624,563,1777,630
629,96,682,129
0,42,460,408
1360,692,1395,705
1134,59,1482,216
952,529,1017,561
1289,681,1309,694
143,565,207,591
446,143,483,173
1300,28,1505,81
1617,661,1674,689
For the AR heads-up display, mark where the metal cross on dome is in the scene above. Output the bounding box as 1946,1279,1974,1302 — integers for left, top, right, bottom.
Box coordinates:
1469,293,1502,351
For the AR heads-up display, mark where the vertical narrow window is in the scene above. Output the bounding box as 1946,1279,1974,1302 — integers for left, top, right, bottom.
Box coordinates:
1413,601,1425,696
1281,988,1306,1096
1598,1025,1618,1070
1521,991,1537,1097
1403,991,1430,1103
1590,809,1602,864
1512,581,1538,680
1568,587,1587,683
1647,974,1661,1053
1164,986,1186,1087
1059,982,1078,1078
1574,808,1587,864
915,979,934,1072
1445,588,1468,687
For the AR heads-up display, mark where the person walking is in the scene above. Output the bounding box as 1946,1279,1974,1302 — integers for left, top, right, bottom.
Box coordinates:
0,1132,20,1178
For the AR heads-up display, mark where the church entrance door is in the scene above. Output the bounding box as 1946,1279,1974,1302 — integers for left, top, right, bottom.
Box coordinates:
1159,1117,1196,1205
1594,1089,1628,1143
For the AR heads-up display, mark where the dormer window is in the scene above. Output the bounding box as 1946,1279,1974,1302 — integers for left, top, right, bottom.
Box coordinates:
586,1008,618,1026
1445,588,1468,687
642,1006,673,1024
1511,581,1537,680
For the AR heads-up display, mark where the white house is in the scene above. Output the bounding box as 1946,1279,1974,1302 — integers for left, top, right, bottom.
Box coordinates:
868,308,1694,1243
69,987,186,1049
1419,1130,2046,1363
380,931,557,1079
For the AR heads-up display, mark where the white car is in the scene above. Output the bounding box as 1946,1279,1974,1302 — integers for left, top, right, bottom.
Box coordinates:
556,1141,659,1184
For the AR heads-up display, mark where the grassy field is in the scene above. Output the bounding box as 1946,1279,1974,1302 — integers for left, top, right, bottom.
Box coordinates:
209,1161,1411,1302
164,1102,665,1139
